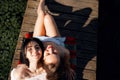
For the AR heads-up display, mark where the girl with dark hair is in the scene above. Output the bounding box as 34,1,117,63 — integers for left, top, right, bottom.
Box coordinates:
11,38,47,80
21,38,44,66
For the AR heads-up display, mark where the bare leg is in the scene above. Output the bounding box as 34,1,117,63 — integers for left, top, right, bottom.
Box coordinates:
33,0,60,37
33,0,46,37
44,13,61,37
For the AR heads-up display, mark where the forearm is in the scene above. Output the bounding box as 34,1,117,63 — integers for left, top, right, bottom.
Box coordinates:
11,64,32,80
11,68,23,80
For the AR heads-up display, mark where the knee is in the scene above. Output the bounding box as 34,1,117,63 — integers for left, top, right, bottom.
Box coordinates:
44,13,53,22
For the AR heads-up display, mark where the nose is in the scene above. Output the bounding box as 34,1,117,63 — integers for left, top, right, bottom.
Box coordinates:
32,48,38,55
46,45,53,54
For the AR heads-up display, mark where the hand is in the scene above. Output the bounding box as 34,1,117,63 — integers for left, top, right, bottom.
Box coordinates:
13,64,34,79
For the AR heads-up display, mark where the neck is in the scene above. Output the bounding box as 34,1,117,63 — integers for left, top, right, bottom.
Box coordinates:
29,62,41,72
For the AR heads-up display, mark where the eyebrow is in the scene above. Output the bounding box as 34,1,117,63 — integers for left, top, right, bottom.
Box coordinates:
35,45,40,47
26,44,40,48
26,46,32,49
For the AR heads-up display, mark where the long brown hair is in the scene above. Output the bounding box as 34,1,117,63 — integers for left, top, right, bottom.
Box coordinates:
44,52,75,80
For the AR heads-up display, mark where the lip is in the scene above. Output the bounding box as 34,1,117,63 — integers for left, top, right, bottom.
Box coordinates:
32,55,38,58
32,54,40,57
47,45,53,49
32,55,40,59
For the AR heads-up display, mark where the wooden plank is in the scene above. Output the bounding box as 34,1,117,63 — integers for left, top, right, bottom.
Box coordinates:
54,15,89,24
78,41,97,51
21,23,34,32
25,0,98,28
47,0,98,28
82,18,98,30
22,14,97,33
76,69,96,80
77,48,97,55
11,59,19,68
24,10,90,24
25,7,37,16
26,0,98,17
83,69,96,80
79,32,97,42
55,0,98,4
84,60,96,70
59,29,79,37
59,29,97,42
23,15,37,24
77,59,96,71
58,24,97,34
76,51,97,59
27,0,39,9
26,4,97,18
13,53,20,60
28,0,98,10
19,31,31,38
47,4,98,17
24,10,97,30
58,26,96,34
47,0,98,9
92,56,96,61
16,38,23,50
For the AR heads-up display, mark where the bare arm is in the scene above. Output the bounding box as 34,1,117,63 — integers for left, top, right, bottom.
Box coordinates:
11,64,34,80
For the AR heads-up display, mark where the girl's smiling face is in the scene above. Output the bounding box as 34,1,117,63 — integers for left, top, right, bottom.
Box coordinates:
25,41,43,62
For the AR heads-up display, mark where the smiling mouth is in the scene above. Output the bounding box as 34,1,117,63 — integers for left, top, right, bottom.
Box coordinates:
32,54,40,57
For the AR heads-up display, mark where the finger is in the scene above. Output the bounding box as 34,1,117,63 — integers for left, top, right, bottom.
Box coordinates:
17,64,28,68
25,69,35,77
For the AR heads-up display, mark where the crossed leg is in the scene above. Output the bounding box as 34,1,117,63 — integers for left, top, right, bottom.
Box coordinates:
33,0,60,37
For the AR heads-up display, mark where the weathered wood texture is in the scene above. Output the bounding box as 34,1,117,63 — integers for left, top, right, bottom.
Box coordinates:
8,0,98,80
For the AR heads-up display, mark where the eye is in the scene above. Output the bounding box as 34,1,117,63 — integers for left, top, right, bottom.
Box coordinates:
27,47,32,52
44,51,49,56
35,45,41,50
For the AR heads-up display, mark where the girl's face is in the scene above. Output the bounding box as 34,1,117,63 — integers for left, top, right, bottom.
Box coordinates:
25,41,42,62
43,45,60,72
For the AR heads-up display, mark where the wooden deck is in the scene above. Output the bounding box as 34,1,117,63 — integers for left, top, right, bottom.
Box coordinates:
8,0,98,80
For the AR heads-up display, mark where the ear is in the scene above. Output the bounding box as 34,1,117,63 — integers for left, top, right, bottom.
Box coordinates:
26,53,28,59
24,50,28,59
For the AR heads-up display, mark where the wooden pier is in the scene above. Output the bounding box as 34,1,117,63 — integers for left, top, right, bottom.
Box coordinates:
8,0,98,80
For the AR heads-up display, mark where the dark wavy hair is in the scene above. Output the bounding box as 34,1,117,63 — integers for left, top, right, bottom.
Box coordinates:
44,52,75,80
20,37,44,66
